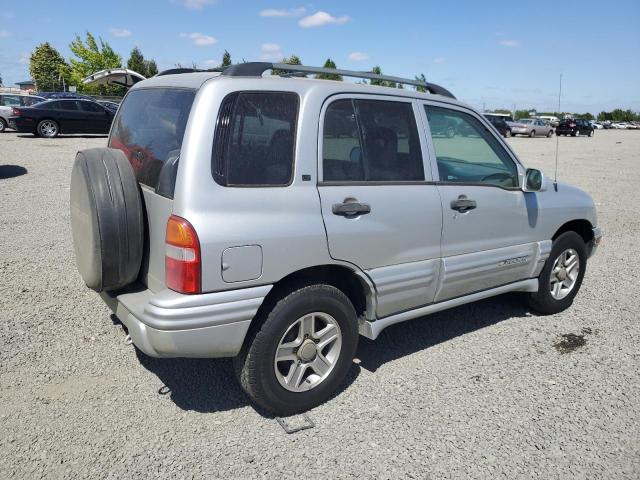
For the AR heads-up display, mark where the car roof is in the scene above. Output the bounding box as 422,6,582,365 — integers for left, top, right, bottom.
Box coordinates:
131,71,467,109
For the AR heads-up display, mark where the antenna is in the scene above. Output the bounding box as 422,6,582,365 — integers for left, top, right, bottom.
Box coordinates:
553,74,562,190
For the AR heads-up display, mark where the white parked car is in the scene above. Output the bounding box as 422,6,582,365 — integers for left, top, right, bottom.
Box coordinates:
0,94,45,132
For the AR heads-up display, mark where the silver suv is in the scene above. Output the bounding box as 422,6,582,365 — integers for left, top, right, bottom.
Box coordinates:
70,62,602,415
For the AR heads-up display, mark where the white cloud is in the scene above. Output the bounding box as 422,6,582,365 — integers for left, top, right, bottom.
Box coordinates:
19,54,29,64
260,43,284,61
348,52,368,62
433,57,446,64
499,39,520,48
260,7,306,17
298,11,350,28
0,30,10,38
172,0,216,9
109,28,132,38
181,32,218,46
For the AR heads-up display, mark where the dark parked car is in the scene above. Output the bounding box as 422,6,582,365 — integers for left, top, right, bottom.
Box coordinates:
555,118,594,137
97,100,120,113
483,113,512,137
9,99,115,137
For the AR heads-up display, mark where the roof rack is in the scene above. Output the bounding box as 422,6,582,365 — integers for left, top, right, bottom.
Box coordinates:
157,62,455,99
221,62,456,99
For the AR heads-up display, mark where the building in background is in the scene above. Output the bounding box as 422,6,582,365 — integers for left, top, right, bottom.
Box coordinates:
15,80,36,91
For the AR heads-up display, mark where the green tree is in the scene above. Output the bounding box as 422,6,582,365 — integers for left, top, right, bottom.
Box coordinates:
29,43,69,91
145,59,158,77
514,109,533,120
272,55,303,76
127,47,146,75
221,50,232,68
370,66,396,88
415,73,427,93
316,58,342,81
490,109,513,115
69,32,123,94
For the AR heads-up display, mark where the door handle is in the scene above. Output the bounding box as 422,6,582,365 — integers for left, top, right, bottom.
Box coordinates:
332,201,371,217
450,196,477,212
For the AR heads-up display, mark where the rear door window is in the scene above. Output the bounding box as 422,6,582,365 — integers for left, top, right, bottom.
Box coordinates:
109,88,195,196
213,92,298,186
79,101,105,113
322,98,424,182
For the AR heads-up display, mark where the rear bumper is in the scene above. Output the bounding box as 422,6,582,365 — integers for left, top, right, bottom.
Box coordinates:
10,117,34,131
100,284,272,358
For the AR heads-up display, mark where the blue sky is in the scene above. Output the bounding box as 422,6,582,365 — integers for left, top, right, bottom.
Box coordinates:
1,0,639,113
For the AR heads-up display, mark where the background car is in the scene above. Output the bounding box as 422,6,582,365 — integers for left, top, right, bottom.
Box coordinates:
0,94,45,132
97,100,120,114
591,121,604,129
9,98,115,137
510,118,554,137
483,113,512,137
555,119,594,137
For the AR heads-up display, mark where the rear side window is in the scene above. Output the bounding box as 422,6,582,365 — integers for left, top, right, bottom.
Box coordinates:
1,95,21,107
58,101,79,111
80,101,104,113
322,99,424,182
109,88,195,197
213,92,298,186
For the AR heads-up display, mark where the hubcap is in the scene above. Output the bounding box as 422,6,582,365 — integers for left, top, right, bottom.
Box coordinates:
549,248,580,300
40,121,57,137
274,312,342,393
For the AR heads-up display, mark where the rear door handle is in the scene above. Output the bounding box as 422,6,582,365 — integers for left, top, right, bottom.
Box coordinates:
450,196,477,212
332,201,371,217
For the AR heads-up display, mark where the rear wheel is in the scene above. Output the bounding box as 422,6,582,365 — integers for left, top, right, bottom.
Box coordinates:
0,118,7,133
526,231,587,315
234,284,359,416
37,119,59,138
572,129,579,137
504,129,512,138
529,130,536,138
547,129,553,137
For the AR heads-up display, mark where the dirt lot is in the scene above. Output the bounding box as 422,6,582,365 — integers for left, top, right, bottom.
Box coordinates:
1,130,639,479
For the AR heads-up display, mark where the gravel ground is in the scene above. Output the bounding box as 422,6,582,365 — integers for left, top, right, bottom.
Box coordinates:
1,130,638,479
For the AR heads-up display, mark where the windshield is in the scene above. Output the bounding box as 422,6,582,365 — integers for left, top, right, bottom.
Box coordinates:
109,88,195,197
520,119,533,124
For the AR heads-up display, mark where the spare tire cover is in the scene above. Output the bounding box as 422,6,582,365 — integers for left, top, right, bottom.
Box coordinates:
70,148,144,292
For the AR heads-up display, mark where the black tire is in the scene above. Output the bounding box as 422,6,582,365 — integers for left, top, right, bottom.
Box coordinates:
37,119,59,138
70,148,144,292
547,129,553,137
526,231,587,315
234,284,359,416
529,130,536,138
572,129,578,137
0,118,7,133
504,129,512,138
588,129,594,137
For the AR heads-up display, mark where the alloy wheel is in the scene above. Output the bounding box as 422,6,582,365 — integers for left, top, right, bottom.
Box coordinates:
549,248,580,300
274,312,342,392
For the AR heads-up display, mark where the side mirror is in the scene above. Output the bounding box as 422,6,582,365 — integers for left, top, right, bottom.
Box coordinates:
523,168,544,192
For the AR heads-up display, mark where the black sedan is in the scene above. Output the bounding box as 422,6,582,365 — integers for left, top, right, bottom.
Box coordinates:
555,118,594,137
9,99,115,137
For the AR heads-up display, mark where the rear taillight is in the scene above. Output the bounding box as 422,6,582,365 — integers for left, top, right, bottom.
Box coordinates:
165,215,201,294
569,123,576,128
12,108,22,116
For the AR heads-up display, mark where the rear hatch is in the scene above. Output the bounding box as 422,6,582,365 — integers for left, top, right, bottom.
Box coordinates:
109,87,196,291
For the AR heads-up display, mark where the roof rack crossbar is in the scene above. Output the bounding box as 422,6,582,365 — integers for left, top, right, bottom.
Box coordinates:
221,62,455,99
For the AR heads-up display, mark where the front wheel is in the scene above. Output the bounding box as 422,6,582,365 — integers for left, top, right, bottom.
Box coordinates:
504,129,512,138
526,231,587,315
234,284,359,416
588,129,594,137
0,118,7,133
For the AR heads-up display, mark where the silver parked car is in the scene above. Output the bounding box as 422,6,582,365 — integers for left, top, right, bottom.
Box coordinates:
0,94,45,132
510,118,554,137
69,63,602,415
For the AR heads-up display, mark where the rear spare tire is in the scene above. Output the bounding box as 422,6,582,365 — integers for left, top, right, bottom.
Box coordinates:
70,148,143,292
